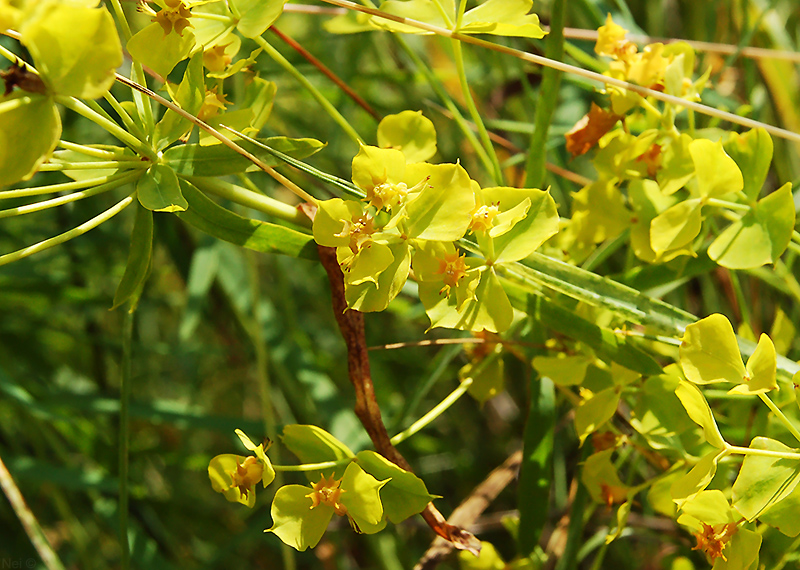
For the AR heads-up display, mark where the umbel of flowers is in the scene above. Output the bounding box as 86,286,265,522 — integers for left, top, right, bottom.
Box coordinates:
312,111,559,333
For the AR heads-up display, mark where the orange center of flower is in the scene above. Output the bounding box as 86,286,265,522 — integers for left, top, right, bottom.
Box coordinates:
335,213,375,254
435,252,468,296
229,456,263,499
692,522,737,562
153,0,193,37
305,474,347,516
469,203,500,233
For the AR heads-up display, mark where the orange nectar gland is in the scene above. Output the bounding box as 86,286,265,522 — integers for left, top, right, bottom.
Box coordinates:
436,251,468,296
693,522,738,563
229,456,264,499
365,174,429,212
149,0,193,37
306,474,348,517
469,202,500,233
335,213,375,255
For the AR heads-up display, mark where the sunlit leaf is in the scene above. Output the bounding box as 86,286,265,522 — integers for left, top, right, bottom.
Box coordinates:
680,314,746,385
127,22,195,78
582,449,629,506
230,0,287,38
21,3,122,98
339,462,387,531
208,454,256,507
574,386,620,445
282,424,354,479
674,380,726,448
0,93,60,187
377,110,437,163
267,484,333,551
728,334,776,395
759,481,800,537
688,139,743,198
732,436,800,521
532,354,592,386
154,51,205,150
355,450,436,524
724,128,772,200
402,162,475,241
459,0,546,38
671,450,723,507
650,198,702,255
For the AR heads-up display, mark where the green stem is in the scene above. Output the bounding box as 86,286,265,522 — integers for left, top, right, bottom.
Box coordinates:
390,378,473,445
57,140,141,161
252,35,362,144
56,96,158,162
39,161,149,171
273,458,352,472
727,444,800,461
525,0,566,189
451,39,504,185
705,197,751,212
119,308,134,570
0,171,142,219
757,393,800,445
0,194,135,267
0,453,66,570
727,270,751,328
0,173,133,200
104,91,149,143
430,0,454,27
185,176,310,226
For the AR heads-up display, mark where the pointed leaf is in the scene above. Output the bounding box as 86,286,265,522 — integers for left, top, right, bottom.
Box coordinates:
231,0,287,38
650,198,702,254
574,386,620,445
403,162,475,240
728,334,777,395
674,380,726,448
282,425,354,479
671,450,723,507
344,242,410,312
482,187,559,263
724,128,773,200
460,0,546,38
759,481,800,536
532,354,591,386
127,22,195,78
340,462,387,530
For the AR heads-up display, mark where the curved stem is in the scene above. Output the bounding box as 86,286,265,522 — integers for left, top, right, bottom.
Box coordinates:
56,96,158,162
57,140,141,161
727,444,800,461
391,377,473,445
0,194,136,267
705,197,751,212
272,458,352,472
0,173,133,200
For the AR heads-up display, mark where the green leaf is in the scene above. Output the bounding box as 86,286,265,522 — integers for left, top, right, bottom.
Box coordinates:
657,134,695,195
0,93,60,187
373,0,449,34
312,198,364,249
630,373,694,451
137,164,188,213
582,449,628,506
461,352,504,404
377,110,437,163
402,162,475,241
759,481,800,536
21,3,122,98
728,334,776,395
355,450,436,524
235,429,276,487
650,198,702,255
689,139,744,198
281,424,354,479
517,376,555,556
481,187,559,263
420,267,513,333
459,0,546,38
670,450,723,507
112,202,153,310
458,541,506,570
528,296,663,376
680,313,746,385
127,22,195,78
732,436,800,521
162,136,325,177
574,386,620,445
231,0,287,38
708,182,794,269
531,354,591,386
679,490,735,527
674,380,726,448
154,51,205,150
344,242,411,312
177,180,318,260
724,128,773,200
340,462,388,532
267,484,333,551
712,528,760,570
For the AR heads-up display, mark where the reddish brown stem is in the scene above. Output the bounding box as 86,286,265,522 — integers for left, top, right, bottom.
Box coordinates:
317,243,480,554
271,27,382,121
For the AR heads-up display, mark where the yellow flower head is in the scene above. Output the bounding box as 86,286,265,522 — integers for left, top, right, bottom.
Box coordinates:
436,251,468,296
305,474,348,517
153,0,193,37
